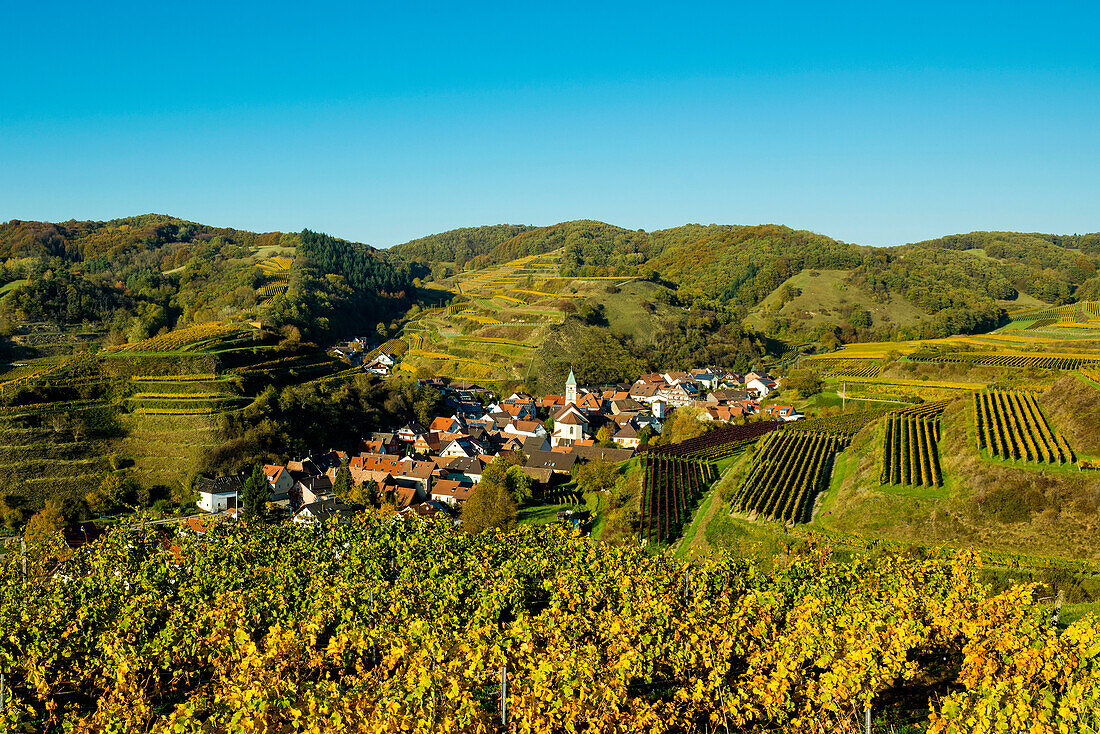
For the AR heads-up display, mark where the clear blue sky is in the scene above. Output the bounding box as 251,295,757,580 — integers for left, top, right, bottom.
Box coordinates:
2,1,1098,247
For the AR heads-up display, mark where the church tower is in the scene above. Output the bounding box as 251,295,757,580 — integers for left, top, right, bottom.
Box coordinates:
565,369,577,404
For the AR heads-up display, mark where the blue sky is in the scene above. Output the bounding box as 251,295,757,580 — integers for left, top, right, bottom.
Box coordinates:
2,1,1098,247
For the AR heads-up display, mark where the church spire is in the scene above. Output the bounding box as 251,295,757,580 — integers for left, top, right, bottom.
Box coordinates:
565,368,577,404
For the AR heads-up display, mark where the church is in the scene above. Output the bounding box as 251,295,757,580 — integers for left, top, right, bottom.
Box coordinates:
550,369,590,447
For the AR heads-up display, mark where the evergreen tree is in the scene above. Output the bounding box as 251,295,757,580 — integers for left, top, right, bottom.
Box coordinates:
242,465,268,522
332,465,353,498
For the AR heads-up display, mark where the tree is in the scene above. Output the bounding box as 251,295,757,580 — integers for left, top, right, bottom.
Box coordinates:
242,465,268,522
784,369,824,398
505,465,535,504
595,425,614,447
574,457,619,495
95,472,138,512
462,480,517,534
24,501,69,566
332,465,353,498
347,478,378,507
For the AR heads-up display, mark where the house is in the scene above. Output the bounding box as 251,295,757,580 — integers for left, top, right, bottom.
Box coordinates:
699,405,744,423
391,459,436,496
609,398,645,415
396,422,428,443
690,368,717,388
744,371,769,384
442,456,486,483
762,404,804,422
373,353,396,367
428,415,466,434
612,423,642,448
293,498,361,525
656,383,694,408
498,399,537,420
413,432,442,454
499,435,527,454
363,433,401,454
506,392,534,402
430,479,476,506
628,383,660,402
440,438,479,458
538,394,567,411
519,466,554,488
366,360,391,376
662,371,692,385
263,465,295,505
503,419,547,439
577,392,604,414
391,482,426,508
397,500,456,521
747,377,778,399
707,389,752,404
522,435,552,454
297,474,334,506
569,445,634,464
195,473,246,513
525,450,578,474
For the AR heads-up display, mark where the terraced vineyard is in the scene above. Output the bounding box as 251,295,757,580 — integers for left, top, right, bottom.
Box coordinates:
799,357,884,377
1007,301,1099,323
105,322,253,353
732,431,845,523
909,351,1100,371
972,389,1076,464
638,455,718,544
879,401,949,487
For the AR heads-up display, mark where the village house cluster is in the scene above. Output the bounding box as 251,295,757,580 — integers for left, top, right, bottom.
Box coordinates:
195,366,796,524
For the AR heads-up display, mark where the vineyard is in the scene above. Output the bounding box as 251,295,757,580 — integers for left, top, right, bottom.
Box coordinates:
10,519,1099,733
637,455,718,544
1008,301,1100,323
641,421,779,460
879,407,945,487
732,431,845,523
782,407,890,436
636,424,778,544
909,351,1100,371
972,389,1077,464
798,357,883,377
105,322,252,353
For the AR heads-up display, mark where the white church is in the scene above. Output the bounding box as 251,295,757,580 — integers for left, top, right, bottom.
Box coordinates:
551,369,590,447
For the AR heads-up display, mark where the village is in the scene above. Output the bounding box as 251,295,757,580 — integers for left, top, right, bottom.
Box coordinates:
195,359,800,526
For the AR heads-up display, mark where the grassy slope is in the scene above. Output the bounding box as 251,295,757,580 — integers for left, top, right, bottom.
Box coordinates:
746,269,927,331
816,398,1100,560
1039,374,1100,455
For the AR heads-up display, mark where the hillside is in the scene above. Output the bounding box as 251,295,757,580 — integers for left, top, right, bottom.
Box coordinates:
0,215,415,341
400,221,1100,344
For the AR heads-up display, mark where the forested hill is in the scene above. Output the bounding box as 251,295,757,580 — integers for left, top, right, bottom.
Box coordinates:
392,220,1100,338
0,215,416,340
